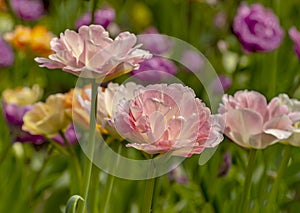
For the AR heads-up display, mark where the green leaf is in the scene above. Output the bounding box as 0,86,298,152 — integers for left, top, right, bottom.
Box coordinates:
65,195,84,213
198,146,218,166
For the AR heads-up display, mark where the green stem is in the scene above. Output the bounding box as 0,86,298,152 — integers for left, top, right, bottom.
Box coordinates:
239,149,257,213
269,0,280,98
142,177,157,213
80,79,98,213
30,146,53,207
91,165,100,213
266,145,292,211
102,143,122,213
0,141,11,165
59,130,82,193
46,137,69,156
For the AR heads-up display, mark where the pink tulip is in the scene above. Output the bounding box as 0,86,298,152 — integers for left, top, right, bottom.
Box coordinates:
289,27,300,60
219,90,294,149
272,94,300,146
113,83,224,157
35,25,152,80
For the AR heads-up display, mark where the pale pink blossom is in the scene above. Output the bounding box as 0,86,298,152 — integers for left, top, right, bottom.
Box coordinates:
219,90,295,149
35,25,152,80
113,83,224,157
272,94,300,146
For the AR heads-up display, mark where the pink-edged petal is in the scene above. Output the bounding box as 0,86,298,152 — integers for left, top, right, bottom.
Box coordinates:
61,29,84,61
79,25,112,47
267,98,289,119
263,115,293,131
167,117,184,140
126,141,173,154
35,57,64,69
113,32,137,55
224,109,264,147
148,111,166,142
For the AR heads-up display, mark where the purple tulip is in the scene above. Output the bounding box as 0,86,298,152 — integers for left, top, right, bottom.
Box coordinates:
218,151,232,177
0,37,14,68
138,27,172,55
168,165,188,184
233,3,284,53
131,56,177,82
180,50,204,73
2,101,45,144
211,75,232,94
51,124,78,146
9,0,45,21
214,12,227,29
75,6,115,29
289,27,300,60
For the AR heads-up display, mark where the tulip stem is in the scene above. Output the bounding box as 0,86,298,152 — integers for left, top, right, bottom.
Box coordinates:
80,79,98,213
0,141,11,166
142,177,157,213
59,130,82,193
101,143,122,213
266,145,292,211
239,149,257,213
91,165,100,213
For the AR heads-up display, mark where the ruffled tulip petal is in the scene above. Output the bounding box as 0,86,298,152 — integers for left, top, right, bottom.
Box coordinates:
35,25,151,80
219,90,298,149
224,109,263,148
114,83,224,157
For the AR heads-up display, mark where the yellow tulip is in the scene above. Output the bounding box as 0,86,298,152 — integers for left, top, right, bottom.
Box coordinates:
2,84,43,106
22,94,71,137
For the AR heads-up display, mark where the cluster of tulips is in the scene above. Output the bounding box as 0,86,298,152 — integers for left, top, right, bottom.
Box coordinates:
2,0,300,212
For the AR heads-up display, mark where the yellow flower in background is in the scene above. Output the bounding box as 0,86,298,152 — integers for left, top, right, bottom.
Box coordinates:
2,84,43,106
22,94,71,137
130,2,152,31
4,25,54,56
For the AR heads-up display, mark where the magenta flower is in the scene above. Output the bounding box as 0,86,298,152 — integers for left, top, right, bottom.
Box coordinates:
51,124,78,146
0,37,14,68
180,50,204,73
2,85,45,144
35,25,152,80
2,102,45,144
114,83,224,157
219,90,294,149
9,0,45,21
168,165,188,184
75,6,115,29
218,151,232,177
138,27,172,55
233,3,284,53
289,27,300,59
131,57,177,82
214,12,227,29
211,75,232,94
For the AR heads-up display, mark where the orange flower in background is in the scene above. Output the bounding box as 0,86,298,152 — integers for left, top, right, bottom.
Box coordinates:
4,25,31,50
4,25,54,56
30,26,54,56
0,0,7,11
65,86,108,134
